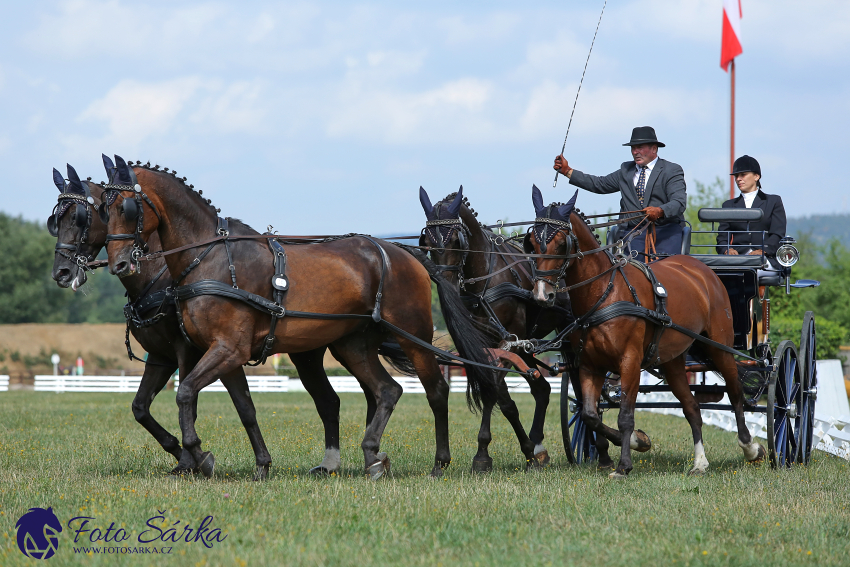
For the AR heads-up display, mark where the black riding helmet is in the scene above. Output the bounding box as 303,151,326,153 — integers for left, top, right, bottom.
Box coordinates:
731,155,761,188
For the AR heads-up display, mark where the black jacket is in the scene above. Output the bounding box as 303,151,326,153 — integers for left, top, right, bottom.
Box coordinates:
715,189,786,260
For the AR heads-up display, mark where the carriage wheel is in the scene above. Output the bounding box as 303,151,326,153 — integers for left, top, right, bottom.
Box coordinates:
560,371,575,464
796,312,817,465
766,340,802,468
560,371,597,464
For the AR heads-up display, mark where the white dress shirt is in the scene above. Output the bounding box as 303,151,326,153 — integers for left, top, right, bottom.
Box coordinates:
741,190,758,208
632,157,659,188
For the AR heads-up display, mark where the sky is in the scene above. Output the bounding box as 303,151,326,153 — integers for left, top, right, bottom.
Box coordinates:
1,0,848,235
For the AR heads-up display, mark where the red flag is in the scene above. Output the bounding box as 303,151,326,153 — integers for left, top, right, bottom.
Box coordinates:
721,0,742,71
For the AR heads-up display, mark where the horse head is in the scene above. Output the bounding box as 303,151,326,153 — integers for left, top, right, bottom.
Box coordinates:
49,164,106,290
102,155,165,278
525,185,579,306
418,185,469,286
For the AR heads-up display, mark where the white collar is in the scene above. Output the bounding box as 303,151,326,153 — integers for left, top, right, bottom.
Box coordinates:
637,157,659,172
741,190,758,208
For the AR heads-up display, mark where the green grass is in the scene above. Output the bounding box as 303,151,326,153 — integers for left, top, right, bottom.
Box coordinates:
0,391,848,566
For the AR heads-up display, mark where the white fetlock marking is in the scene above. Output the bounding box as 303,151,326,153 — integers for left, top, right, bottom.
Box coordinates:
320,448,341,472
738,439,760,461
693,441,709,472
629,431,641,450
533,444,546,456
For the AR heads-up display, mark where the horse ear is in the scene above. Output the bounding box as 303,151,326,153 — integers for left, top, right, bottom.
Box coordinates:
419,186,435,220
53,168,66,192
532,184,545,218
66,164,85,195
557,190,579,218
114,155,132,184
102,154,116,181
446,185,463,217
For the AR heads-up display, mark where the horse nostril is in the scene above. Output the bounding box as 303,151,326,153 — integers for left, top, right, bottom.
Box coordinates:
114,261,129,275
56,268,71,281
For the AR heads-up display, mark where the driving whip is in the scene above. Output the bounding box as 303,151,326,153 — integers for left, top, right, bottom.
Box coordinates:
553,0,607,187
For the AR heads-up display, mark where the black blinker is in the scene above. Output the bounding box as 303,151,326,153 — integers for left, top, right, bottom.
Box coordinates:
123,197,139,221
47,215,58,237
98,203,110,224
523,231,533,254
74,204,88,228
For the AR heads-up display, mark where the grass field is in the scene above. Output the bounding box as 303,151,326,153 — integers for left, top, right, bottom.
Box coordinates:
1,390,848,566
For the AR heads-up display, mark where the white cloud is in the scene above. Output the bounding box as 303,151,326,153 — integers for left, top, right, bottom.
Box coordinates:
78,77,203,146
327,77,494,143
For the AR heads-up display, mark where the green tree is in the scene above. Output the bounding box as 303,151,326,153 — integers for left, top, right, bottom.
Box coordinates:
0,213,70,322
685,177,726,253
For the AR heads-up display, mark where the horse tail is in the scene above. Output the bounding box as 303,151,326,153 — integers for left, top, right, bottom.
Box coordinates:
401,245,498,412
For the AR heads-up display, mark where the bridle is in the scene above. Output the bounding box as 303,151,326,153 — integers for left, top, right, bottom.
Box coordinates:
420,216,471,286
48,187,98,272
101,182,163,272
525,213,582,291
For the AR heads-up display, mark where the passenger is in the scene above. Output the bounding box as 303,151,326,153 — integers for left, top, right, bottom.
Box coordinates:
715,155,787,269
553,126,687,260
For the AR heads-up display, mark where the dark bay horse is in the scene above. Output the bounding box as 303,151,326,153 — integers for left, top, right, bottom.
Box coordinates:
101,158,497,479
49,160,272,479
525,186,765,478
418,186,573,471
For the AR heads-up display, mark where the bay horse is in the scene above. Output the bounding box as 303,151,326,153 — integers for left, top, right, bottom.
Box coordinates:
525,186,765,478
418,186,573,471
101,157,497,479
49,160,272,479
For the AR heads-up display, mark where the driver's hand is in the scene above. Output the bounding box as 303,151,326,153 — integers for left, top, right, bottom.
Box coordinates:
554,155,572,176
747,250,763,256
642,206,664,222
726,249,739,255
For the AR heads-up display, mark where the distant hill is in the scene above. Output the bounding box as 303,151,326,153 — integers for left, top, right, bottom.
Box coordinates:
787,213,850,248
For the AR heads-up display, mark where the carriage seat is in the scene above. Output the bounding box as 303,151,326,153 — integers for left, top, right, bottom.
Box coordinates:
690,254,765,269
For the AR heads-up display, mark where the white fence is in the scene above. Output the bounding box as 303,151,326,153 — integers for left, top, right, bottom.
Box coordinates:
35,375,144,393
0,375,8,392
633,360,850,461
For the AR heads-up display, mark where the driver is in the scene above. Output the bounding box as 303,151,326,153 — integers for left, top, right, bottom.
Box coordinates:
553,126,687,260
716,155,787,269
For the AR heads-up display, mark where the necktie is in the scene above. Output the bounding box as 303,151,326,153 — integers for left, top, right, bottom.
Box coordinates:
636,165,648,206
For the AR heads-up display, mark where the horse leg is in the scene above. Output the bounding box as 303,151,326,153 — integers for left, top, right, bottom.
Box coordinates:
175,343,245,479
663,355,709,475
131,357,181,461
331,331,403,480
290,348,344,476
520,354,552,466
492,373,539,470
472,396,495,473
221,367,272,481
330,347,377,428
611,358,643,479
575,372,616,469
391,335,455,478
712,349,766,463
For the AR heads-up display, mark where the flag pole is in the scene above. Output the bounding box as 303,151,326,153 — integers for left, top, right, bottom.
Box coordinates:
730,58,736,199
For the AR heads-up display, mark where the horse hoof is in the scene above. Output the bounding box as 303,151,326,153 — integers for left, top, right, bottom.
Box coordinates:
631,430,652,453
309,466,332,476
366,453,390,481
199,452,215,479
688,467,707,476
252,465,269,482
597,461,615,471
166,467,194,480
471,458,493,474
608,470,628,480
534,450,551,467
747,444,767,464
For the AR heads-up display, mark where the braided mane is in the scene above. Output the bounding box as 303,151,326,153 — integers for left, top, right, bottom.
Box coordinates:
573,207,602,245
437,191,481,226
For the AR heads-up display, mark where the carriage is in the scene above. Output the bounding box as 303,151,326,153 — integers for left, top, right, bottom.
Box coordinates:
560,207,820,469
